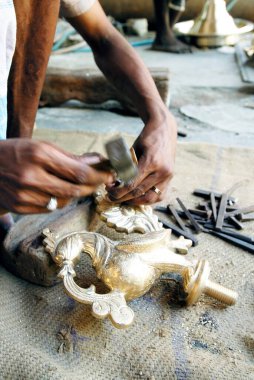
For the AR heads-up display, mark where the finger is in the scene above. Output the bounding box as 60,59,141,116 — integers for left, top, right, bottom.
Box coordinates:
1,186,70,211
17,191,70,209
122,181,167,206
12,205,57,215
108,172,163,203
39,143,113,185
78,152,106,165
41,174,98,198
58,162,113,186
106,165,149,200
10,168,101,199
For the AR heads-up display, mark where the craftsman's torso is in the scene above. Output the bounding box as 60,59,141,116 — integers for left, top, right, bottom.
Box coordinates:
0,0,95,140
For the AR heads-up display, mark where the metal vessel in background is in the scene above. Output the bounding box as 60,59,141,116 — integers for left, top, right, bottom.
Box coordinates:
174,0,253,48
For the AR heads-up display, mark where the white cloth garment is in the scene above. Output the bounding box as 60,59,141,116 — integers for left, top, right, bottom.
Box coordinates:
60,0,96,18
0,0,16,139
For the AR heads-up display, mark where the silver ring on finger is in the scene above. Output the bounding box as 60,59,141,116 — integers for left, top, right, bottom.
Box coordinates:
46,197,58,211
151,186,162,196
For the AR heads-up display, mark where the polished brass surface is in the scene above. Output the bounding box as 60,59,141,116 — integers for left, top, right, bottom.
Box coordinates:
185,260,238,306
190,0,238,36
174,0,253,47
96,191,163,233
42,195,238,329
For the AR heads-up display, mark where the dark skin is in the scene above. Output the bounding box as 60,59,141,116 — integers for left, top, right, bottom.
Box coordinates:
152,0,191,53
67,2,177,205
7,0,61,137
0,141,113,239
0,139,113,215
0,0,113,233
0,0,177,239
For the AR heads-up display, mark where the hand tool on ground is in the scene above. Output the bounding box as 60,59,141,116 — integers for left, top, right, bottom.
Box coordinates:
176,198,202,233
155,185,254,254
193,189,237,203
167,205,188,231
209,231,254,254
241,212,254,221
157,217,199,246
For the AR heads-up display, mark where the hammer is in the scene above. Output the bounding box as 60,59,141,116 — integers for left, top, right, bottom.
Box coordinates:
92,136,138,184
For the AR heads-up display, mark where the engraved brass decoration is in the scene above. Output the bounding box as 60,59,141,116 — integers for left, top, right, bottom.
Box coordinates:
96,191,163,233
42,196,238,329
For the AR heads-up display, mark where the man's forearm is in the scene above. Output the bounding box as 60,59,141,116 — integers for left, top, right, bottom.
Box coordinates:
7,0,60,138
68,9,169,127
67,2,177,205
92,31,169,125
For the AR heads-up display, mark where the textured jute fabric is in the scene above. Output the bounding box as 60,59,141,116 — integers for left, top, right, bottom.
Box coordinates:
0,130,253,379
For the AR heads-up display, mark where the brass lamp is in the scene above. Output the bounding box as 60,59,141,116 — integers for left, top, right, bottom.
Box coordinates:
42,192,238,329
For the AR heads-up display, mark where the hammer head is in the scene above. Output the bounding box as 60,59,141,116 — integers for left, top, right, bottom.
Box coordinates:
105,136,138,183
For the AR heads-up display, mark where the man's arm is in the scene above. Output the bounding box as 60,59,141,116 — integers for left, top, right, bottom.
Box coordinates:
7,0,60,138
67,1,177,205
4,0,113,215
0,140,113,214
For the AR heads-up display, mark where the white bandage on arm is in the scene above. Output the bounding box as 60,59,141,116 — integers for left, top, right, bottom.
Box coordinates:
60,0,96,18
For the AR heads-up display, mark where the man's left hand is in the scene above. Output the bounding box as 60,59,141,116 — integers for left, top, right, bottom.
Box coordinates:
106,113,177,205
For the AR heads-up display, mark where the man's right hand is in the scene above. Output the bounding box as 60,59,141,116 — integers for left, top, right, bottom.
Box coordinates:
0,139,113,214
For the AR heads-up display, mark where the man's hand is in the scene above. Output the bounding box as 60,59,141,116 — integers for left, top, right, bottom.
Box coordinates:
106,112,177,205
68,3,177,205
0,139,113,214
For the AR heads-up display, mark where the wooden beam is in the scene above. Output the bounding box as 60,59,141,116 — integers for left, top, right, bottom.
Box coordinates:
41,67,170,113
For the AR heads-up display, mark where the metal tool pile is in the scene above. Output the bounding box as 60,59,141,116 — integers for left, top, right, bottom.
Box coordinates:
155,188,254,254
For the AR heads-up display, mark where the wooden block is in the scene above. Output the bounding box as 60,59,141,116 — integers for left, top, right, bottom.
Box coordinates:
41,67,170,113
2,200,94,286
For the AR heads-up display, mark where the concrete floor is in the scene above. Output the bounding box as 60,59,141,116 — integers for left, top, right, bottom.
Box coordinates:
37,39,254,147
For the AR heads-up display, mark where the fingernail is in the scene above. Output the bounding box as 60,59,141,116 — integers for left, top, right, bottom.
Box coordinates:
114,179,122,187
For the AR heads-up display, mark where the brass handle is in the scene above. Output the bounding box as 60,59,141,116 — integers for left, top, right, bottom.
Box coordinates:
59,262,135,329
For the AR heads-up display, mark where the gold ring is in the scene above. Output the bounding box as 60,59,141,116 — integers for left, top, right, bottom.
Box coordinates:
151,186,162,196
